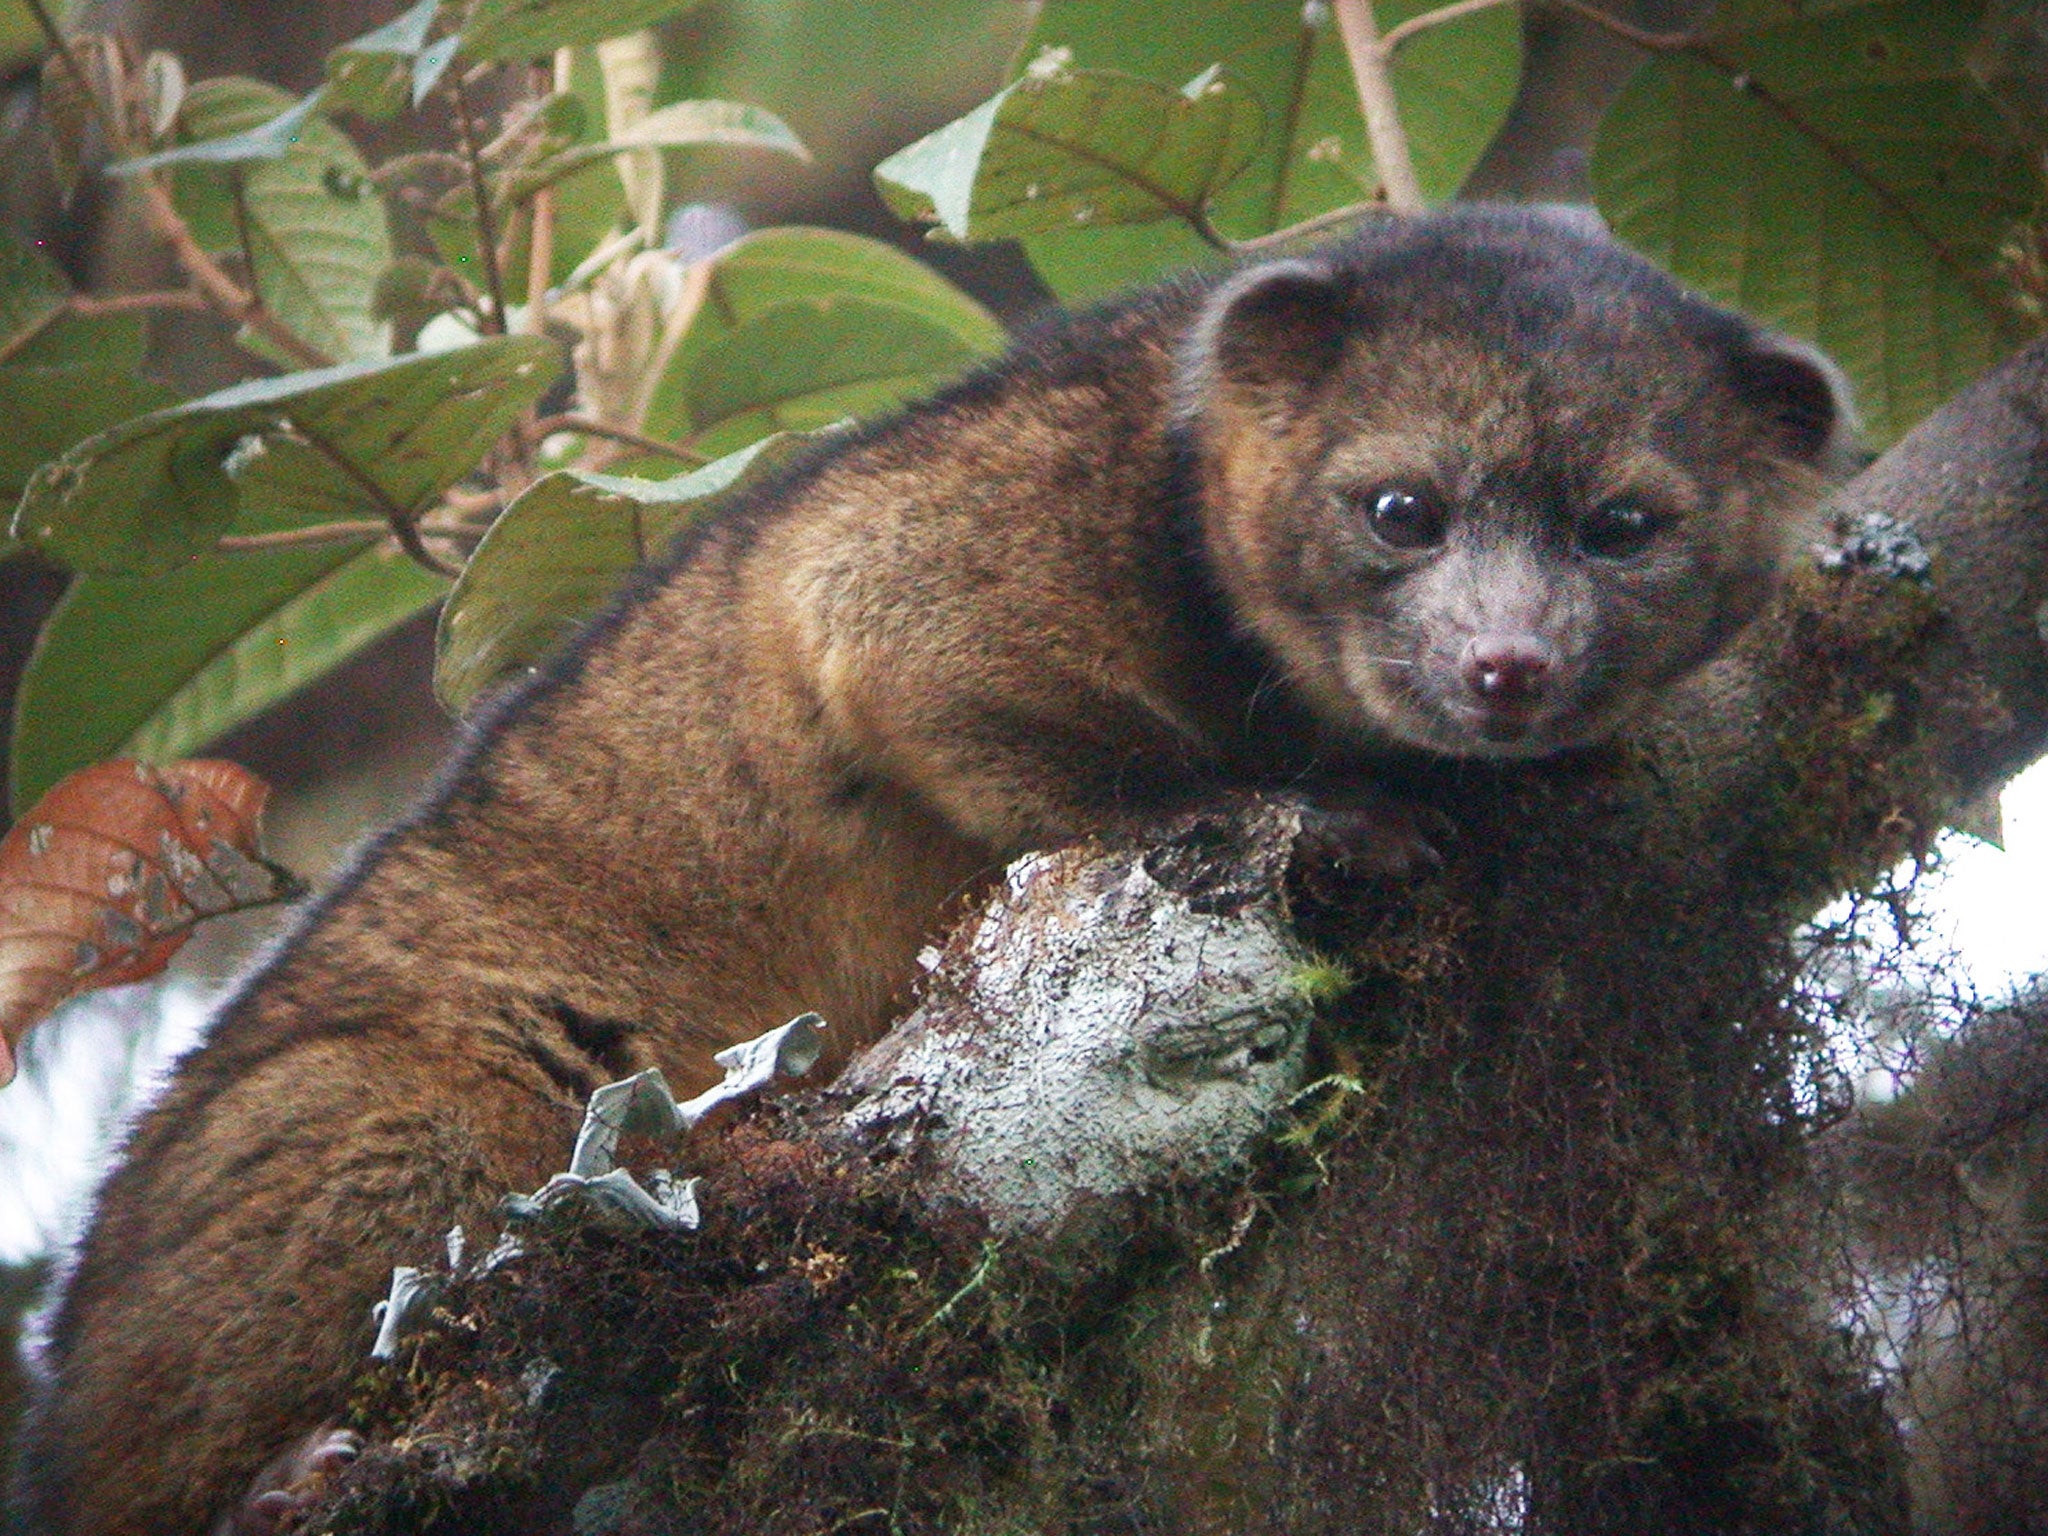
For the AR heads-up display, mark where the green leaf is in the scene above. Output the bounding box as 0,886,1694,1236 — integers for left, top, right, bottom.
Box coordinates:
874,64,1263,245
514,98,810,199
2,316,146,371
655,0,1032,215
3,311,146,371
435,430,817,709
640,228,1003,458
324,0,451,119
0,233,70,361
460,0,706,61
112,86,327,173
1007,0,1522,298
0,367,182,504
9,543,447,816
156,78,396,363
1592,0,2042,444
13,337,561,575
0,0,45,77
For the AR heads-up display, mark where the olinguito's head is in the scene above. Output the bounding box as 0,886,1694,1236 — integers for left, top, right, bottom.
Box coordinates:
1175,204,1853,760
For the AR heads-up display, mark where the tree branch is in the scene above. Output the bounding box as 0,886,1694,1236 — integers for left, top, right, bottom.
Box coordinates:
1332,0,1425,214
302,338,2048,1534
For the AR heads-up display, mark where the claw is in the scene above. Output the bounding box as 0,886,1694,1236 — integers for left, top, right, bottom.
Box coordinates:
1282,787,1446,880
214,1427,362,1535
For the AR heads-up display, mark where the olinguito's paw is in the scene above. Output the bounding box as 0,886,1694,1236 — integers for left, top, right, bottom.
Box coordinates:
1280,787,1446,881
216,1427,362,1536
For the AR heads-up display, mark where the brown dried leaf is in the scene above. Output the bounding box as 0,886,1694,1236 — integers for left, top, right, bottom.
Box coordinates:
0,758,302,1086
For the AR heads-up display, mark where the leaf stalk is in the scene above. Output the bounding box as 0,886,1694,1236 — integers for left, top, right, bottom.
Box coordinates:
451,72,512,335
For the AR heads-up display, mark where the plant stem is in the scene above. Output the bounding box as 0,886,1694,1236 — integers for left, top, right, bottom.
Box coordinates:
228,172,266,316
288,416,465,578
528,415,703,465
216,520,477,554
1229,200,1387,254
23,0,124,150
1540,0,1690,52
1379,0,1520,54
27,0,338,366
1186,207,1240,252
525,186,555,334
136,179,333,367
215,521,395,550
451,73,511,335
68,290,210,315
1332,0,1424,215
441,486,506,517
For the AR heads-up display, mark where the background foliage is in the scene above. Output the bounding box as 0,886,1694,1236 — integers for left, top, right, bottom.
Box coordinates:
1,0,2045,1524
3,0,2041,828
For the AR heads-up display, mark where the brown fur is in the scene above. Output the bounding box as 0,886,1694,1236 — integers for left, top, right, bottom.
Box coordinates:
8,206,1848,1535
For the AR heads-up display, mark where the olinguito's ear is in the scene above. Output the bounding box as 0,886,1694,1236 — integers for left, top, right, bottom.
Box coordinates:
1731,333,1859,475
1177,258,1361,426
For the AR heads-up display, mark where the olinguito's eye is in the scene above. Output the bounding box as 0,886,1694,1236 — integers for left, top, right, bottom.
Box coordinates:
1361,485,1448,550
1578,498,1665,559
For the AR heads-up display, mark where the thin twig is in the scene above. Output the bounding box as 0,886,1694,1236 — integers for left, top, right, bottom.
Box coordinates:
68,290,209,315
1228,200,1387,255
522,60,556,338
24,0,125,150
528,415,704,465
228,172,265,318
525,186,555,333
286,416,465,578
1541,0,1691,53
136,179,333,368
216,520,477,554
1332,0,1424,215
30,0,332,369
29,0,344,368
1379,0,1521,55
451,73,511,335
215,521,396,551
440,485,506,517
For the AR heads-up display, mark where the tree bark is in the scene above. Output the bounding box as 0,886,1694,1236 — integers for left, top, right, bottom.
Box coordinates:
307,340,2048,1536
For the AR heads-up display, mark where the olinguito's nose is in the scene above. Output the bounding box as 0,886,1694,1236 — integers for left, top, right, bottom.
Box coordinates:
1460,633,1554,705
